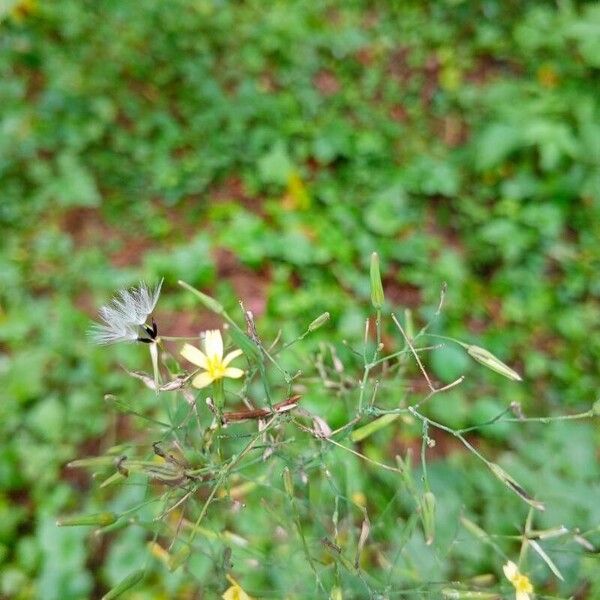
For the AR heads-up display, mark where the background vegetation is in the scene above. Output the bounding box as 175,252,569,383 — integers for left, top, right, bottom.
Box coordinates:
1,0,599,598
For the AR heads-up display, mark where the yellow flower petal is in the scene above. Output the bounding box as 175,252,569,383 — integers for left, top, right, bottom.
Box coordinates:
224,367,244,379
204,329,223,360
223,349,243,367
222,585,251,600
503,561,533,600
515,574,533,594
222,575,253,600
503,561,518,582
192,372,215,389
180,343,208,369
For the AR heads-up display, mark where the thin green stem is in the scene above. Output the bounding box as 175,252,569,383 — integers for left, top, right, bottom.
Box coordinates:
458,409,594,434
373,309,382,363
187,418,276,545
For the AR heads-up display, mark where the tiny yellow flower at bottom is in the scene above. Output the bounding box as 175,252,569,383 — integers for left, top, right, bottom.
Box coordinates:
503,561,534,600
222,574,254,600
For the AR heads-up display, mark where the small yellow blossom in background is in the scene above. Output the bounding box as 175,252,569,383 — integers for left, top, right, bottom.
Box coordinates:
351,491,367,508
503,560,534,600
537,63,559,88
181,329,244,389
2,0,37,23
283,170,311,211
222,574,254,600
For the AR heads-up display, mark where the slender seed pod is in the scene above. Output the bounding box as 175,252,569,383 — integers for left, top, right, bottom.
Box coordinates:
309,312,330,332
101,570,144,599
370,252,385,310
464,344,522,382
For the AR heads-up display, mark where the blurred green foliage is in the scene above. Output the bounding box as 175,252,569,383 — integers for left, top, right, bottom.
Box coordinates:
1,0,599,598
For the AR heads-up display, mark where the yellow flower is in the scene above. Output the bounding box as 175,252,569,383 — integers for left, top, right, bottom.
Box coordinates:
222,574,254,600
181,329,244,389
8,0,37,23
503,560,534,600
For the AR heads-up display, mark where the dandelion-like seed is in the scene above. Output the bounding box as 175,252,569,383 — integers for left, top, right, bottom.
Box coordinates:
90,280,163,345
503,560,534,600
180,329,244,389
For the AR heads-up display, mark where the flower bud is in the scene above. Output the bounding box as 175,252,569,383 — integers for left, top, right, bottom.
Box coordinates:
67,456,117,469
99,471,126,489
309,312,330,332
95,517,129,536
465,344,522,382
101,570,144,600
370,252,385,310
419,491,436,545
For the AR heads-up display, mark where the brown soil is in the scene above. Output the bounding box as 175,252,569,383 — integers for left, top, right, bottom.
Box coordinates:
314,70,341,96
388,46,414,85
382,273,422,308
209,176,263,215
59,206,154,267
214,247,270,318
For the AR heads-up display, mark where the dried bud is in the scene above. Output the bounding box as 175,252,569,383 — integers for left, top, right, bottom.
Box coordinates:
528,526,568,540
465,344,522,382
369,252,385,310
158,376,189,391
57,512,118,527
488,462,544,510
573,533,595,551
123,368,157,390
312,415,333,438
510,401,525,419
309,312,330,332
354,514,371,568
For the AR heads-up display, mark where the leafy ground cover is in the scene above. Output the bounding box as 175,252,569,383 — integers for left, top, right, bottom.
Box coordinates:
1,1,600,598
